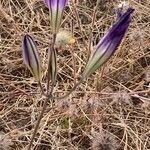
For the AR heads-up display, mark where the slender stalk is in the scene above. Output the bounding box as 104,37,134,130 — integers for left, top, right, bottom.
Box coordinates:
27,34,56,150
27,95,51,150
52,78,84,100
88,0,100,54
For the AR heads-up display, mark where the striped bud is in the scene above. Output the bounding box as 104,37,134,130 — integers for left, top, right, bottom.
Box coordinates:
22,34,41,81
48,48,57,83
44,0,67,34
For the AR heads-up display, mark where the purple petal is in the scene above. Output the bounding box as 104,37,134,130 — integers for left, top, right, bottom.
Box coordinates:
44,0,67,9
44,0,67,33
97,8,134,55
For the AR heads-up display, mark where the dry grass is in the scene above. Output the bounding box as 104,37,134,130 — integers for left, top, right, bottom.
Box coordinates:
0,0,150,149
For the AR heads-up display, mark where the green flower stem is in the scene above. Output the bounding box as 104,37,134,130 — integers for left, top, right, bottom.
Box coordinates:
27,95,52,150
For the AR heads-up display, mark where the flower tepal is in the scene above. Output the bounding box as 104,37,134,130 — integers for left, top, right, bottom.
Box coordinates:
83,8,134,78
44,0,67,34
22,34,41,81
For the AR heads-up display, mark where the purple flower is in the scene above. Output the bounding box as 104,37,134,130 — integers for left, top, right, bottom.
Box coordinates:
44,0,67,34
83,8,134,78
22,34,41,81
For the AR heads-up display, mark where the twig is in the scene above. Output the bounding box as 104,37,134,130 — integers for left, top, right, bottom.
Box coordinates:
38,81,46,96
88,0,100,54
71,0,88,51
27,96,51,150
52,78,84,100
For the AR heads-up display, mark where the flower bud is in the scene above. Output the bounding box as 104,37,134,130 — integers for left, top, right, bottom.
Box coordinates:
22,34,41,81
83,8,134,78
48,48,57,83
44,0,67,34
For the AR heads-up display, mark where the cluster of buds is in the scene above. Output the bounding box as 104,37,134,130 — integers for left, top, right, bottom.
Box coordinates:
22,0,134,84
